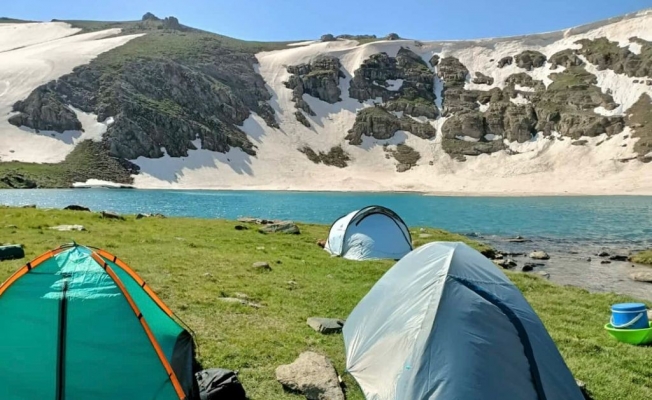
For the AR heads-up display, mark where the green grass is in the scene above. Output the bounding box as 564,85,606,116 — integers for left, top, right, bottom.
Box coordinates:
632,250,652,266
1,207,651,399
0,141,133,189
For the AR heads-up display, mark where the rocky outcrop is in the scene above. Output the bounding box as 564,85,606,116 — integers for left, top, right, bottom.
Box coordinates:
575,37,652,78
285,56,345,109
497,56,513,68
299,145,350,168
11,39,278,163
385,144,421,172
549,49,584,70
320,34,336,42
295,111,311,127
436,55,626,160
626,93,652,160
472,72,494,85
142,12,160,21
385,33,400,40
9,86,82,132
349,48,437,118
0,173,37,189
514,50,547,70
429,54,440,67
346,106,436,145
162,16,183,30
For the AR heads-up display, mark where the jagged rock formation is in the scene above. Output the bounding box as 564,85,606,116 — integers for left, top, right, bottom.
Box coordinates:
299,145,350,167
575,37,652,77
9,86,82,132
514,50,547,70
347,106,436,145
162,16,183,30
472,72,494,85
295,111,311,127
142,12,160,21
627,93,652,161
349,48,438,118
438,54,625,159
384,143,421,172
549,49,584,70
9,37,279,162
498,56,513,68
285,56,345,119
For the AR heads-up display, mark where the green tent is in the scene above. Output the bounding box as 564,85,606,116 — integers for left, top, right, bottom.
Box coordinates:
0,244,200,400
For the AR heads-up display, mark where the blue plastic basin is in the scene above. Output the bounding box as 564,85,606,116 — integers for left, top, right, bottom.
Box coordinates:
611,303,649,330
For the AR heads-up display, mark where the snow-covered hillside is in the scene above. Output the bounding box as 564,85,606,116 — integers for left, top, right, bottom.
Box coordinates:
0,22,142,163
3,10,652,194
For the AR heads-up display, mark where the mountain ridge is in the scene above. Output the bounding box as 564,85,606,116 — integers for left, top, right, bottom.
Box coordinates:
1,9,652,194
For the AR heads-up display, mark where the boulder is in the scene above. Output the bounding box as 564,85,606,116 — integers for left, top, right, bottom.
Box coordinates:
307,317,345,334
630,272,652,283
522,263,544,272
49,225,85,232
142,12,160,21
495,259,517,269
609,254,629,261
0,244,25,261
64,205,91,212
259,222,301,234
497,56,513,68
514,50,547,70
234,225,248,231
100,211,125,220
385,33,400,40
601,260,611,264
275,352,344,400
472,72,494,85
597,251,610,257
529,250,550,260
321,34,336,42
252,261,272,271
317,239,327,248
507,236,530,243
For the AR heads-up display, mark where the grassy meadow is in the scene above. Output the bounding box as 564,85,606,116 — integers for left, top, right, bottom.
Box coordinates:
1,207,651,399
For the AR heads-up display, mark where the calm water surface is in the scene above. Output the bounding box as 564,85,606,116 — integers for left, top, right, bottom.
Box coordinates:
2,189,652,300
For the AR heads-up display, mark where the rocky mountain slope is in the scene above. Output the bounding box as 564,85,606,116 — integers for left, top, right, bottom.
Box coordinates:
1,10,652,193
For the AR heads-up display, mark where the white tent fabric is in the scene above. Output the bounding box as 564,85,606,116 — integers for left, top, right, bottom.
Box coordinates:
343,242,584,400
324,206,412,261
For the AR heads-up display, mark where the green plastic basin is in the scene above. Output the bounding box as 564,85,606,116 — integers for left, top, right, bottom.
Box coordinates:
604,322,652,345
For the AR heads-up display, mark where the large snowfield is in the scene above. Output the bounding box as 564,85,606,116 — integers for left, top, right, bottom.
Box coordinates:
3,11,652,195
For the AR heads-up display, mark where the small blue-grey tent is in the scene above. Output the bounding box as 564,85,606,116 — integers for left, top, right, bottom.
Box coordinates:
343,242,584,400
324,206,412,261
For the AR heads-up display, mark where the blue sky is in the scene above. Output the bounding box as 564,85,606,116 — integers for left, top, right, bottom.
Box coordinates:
3,0,652,41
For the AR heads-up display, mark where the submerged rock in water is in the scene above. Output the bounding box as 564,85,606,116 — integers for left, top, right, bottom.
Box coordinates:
275,352,344,400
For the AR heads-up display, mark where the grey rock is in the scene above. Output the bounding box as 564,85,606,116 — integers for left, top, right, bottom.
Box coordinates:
514,50,547,70
630,272,652,283
609,254,630,261
0,244,25,261
529,250,550,260
472,72,494,85
259,222,301,234
295,111,311,128
586,257,592,262
219,297,263,308
1,173,37,189
495,259,517,269
385,33,400,40
429,54,440,67
549,49,584,70
49,225,85,232
142,12,160,21
275,352,344,400
321,34,336,42
234,225,248,231
64,205,91,212
346,106,436,145
598,251,610,257
22,204,36,208
507,236,531,243
396,163,412,173
9,86,82,133
100,211,125,220
601,260,611,264
572,140,588,146
307,317,345,334
252,261,272,271
497,56,513,68
285,56,344,106
162,16,183,30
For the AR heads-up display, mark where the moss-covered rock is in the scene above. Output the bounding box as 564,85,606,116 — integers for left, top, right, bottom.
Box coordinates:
384,143,421,172
299,145,350,168
285,55,344,106
575,37,652,78
497,56,513,68
549,49,584,70
346,106,436,145
9,86,82,133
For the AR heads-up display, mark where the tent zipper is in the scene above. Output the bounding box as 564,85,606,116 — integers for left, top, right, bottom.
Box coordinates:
56,277,69,400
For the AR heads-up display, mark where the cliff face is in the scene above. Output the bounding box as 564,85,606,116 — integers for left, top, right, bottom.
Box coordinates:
3,9,652,192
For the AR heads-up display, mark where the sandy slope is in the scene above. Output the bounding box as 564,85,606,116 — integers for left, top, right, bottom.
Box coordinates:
0,22,142,163
128,9,652,195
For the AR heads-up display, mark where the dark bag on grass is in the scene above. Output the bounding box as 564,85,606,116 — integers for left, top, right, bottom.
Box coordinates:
195,368,247,400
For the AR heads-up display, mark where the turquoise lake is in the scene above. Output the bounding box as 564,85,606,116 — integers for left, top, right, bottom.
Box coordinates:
1,189,651,245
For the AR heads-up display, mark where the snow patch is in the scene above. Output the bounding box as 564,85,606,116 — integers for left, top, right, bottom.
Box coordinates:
629,42,642,55
386,79,404,91
485,134,503,141
456,135,480,142
478,102,490,112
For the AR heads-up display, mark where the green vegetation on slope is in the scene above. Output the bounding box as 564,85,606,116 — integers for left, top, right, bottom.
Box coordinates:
0,141,135,188
0,208,650,399
632,250,652,266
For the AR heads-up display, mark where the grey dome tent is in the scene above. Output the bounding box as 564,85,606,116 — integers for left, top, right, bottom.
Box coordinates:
342,242,584,400
324,206,412,261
